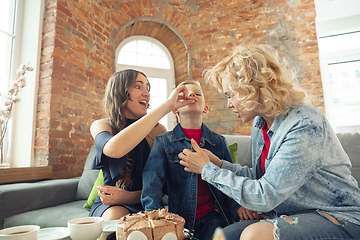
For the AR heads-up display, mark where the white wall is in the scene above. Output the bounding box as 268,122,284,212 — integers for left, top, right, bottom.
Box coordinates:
315,0,360,22
315,0,360,35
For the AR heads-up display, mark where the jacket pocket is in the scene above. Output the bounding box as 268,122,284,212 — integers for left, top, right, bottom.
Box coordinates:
166,148,185,164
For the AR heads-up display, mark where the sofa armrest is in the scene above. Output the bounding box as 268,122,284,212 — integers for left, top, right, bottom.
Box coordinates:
0,178,79,228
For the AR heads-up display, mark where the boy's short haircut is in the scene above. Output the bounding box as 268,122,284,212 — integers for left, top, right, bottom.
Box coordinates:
177,80,201,88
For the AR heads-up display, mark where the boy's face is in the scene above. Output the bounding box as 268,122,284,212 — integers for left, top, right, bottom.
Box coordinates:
175,84,207,116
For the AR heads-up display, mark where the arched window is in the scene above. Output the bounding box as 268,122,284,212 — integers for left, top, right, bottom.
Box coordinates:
116,36,176,130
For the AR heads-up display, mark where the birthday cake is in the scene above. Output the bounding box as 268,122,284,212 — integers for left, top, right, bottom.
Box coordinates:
116,209,186,240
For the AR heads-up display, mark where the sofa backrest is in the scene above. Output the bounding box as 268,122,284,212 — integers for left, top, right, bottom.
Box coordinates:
75,145,99,200
77,132,359,201
336,133,360,183
223,132,360,184
223,135,252,167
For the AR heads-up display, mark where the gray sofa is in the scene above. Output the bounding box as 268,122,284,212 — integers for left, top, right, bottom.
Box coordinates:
1,133,359,229
0,145,98,229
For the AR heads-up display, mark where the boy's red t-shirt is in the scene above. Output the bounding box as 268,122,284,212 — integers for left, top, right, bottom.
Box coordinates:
182,128,216,220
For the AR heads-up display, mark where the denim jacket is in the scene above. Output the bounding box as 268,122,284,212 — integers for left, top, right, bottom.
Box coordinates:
202,103,360,225
141,123,241,231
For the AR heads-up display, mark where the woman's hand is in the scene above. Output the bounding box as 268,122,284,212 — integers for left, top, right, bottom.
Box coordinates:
165,85,195,112
97,185,141,205
237,207,272,221
238,207,261,220
179,139,211,174
201,148,223,168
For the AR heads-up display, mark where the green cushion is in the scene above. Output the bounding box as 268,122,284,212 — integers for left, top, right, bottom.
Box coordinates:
228,142,238,164
83,170,104,209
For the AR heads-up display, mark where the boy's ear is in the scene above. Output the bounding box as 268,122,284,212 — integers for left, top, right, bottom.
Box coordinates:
203,106,209,114
172,109,179,115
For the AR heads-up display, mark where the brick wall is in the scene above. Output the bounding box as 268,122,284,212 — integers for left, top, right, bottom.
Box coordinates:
37,0,322,178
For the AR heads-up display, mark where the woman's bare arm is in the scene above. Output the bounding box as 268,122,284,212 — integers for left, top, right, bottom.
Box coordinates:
91,85,194,158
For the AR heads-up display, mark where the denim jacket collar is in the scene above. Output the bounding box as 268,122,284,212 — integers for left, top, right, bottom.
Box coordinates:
254,109,291,139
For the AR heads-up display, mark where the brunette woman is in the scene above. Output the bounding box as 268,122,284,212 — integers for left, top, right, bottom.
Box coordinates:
89,69,194,220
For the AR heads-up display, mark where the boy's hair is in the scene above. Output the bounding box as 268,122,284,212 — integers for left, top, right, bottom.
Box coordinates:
103,69,149,189
177,79,202,88
204,44,306,118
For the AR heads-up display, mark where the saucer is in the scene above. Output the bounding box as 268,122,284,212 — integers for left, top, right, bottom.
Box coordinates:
103,220,117,233
38,227,69,240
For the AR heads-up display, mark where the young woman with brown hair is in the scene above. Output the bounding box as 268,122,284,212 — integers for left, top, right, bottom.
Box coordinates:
89,69,195,221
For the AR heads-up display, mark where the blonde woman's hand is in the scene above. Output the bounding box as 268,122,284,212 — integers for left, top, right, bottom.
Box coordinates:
237,207,272,221
238,207,261,220
201,148,223,168
179,139,210,174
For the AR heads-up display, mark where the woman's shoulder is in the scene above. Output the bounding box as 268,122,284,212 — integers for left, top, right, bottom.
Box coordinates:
90,118,112,138
151,123,167,136
147,123,167,147
288,104,326,124
272,104,327,135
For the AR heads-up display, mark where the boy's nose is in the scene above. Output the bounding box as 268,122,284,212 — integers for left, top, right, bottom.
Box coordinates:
188,92,196,97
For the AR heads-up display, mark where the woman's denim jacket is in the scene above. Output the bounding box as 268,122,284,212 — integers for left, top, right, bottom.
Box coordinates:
141,123,241,231
202,103,360,225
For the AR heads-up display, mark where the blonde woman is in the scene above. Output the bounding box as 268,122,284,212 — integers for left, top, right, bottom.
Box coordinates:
89,69,195,221
179,44,360,240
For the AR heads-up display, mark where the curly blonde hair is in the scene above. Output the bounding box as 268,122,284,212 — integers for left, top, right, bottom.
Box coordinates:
104,69,149,189
204,44,306,118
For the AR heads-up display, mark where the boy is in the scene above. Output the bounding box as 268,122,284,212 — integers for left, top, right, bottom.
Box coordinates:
141,80,240,240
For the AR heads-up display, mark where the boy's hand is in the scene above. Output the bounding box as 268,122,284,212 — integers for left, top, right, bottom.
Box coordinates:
179,139,210,174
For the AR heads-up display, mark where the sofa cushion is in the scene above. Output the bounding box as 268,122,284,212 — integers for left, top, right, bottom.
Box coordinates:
75,146,100,200
0,178,79,229
83,170,104,209
4,201,89,229
228,142,238,164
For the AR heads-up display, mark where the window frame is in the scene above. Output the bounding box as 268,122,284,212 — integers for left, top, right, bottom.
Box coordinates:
319,46,360,133
6,0,45,167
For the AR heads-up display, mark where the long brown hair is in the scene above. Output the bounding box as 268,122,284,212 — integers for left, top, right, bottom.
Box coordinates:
103,69,149,189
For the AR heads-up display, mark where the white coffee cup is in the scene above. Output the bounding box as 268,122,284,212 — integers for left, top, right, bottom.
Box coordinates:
68,217,104,240
0,225,40,240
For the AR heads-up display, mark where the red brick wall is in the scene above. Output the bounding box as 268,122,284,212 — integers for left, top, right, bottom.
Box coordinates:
37,0,322,178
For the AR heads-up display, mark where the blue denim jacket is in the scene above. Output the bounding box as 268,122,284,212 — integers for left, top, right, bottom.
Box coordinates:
202,103,360,225
141,123,241,231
